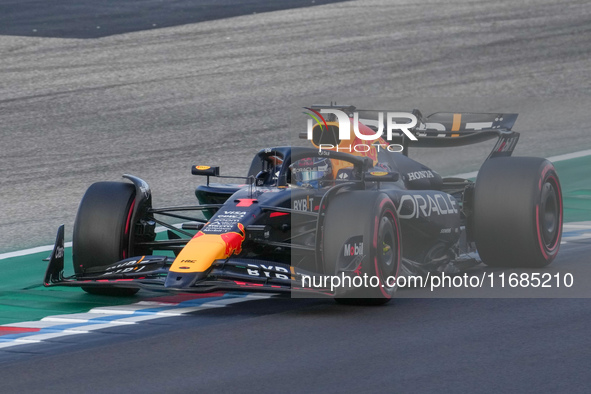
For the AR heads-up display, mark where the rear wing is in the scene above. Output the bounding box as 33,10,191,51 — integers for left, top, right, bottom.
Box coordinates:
303,105,521,159
356,110,519,148
422,112,518,133
398,111,520,158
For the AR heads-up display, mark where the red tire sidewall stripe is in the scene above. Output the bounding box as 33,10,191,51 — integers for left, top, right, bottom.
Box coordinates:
535,172,562,260
122,198,136,260
374,198,400,298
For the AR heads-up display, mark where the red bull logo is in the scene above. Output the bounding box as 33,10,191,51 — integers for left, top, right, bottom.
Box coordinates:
190,223,246,257
220,223,246,257
170,223,247,274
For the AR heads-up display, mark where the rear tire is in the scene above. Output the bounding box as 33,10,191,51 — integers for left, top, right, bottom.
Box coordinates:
474,157,562,268
73,182,140,296
322,191,401,305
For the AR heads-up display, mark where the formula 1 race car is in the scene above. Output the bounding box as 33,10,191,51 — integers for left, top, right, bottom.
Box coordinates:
44,105,563,304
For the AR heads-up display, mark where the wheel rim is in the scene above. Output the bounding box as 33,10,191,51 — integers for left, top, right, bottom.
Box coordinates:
540,180,559,248
377,214,398,279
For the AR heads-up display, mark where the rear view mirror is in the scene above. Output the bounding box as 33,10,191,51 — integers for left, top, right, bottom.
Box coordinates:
191,166,220,176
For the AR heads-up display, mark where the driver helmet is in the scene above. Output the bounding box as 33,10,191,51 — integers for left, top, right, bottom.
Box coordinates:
290,157,334,188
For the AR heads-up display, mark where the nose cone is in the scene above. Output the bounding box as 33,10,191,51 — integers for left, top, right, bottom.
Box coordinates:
171,235,227,273
166,225,246,289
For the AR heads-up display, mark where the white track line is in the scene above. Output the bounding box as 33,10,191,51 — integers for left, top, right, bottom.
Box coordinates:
0,224,178,260
450,148,591,179
547,149,591,162
0,242,73,260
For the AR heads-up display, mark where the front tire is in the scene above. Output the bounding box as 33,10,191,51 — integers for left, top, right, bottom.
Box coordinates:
73,182,140,296
473,157,562,268
321,191,401,305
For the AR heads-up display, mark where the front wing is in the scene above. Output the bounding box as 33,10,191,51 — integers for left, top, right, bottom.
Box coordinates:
43,226,331,295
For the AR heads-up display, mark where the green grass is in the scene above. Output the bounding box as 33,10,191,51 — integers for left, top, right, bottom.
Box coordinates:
554,155,591,223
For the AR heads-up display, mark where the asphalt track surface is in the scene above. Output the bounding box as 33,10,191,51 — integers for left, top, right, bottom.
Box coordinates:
1,0,591,392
